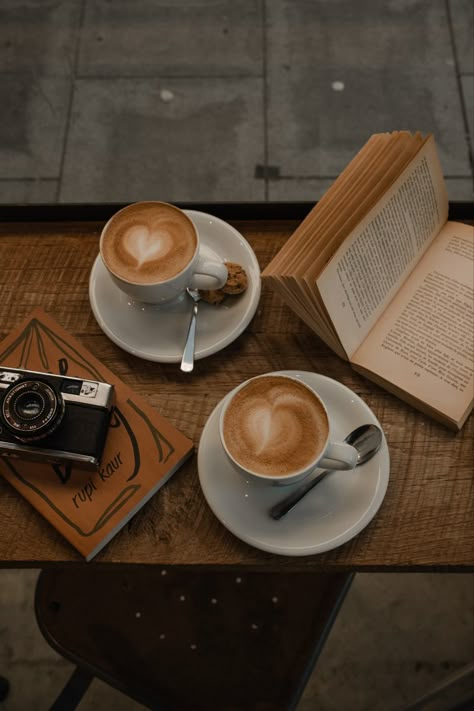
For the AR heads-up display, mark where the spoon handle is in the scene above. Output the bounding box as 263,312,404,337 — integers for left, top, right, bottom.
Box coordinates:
180,302,199,372
269,469,330,520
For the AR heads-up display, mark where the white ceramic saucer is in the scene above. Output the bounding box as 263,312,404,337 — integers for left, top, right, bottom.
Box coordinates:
89,210,261,362
198,371,390,556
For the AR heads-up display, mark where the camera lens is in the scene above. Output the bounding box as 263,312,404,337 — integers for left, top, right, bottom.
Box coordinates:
2,380,65,441
15,391,45,419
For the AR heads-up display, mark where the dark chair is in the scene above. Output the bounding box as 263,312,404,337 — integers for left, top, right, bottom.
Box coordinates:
35,567,353,711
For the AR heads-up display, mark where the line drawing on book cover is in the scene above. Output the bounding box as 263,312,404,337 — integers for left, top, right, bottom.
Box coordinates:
0,318,176,537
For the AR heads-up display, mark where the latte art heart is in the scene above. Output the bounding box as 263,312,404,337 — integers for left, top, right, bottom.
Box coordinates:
101,202,197,284
223,376,329,477
123,224,173,267
248,395,307,457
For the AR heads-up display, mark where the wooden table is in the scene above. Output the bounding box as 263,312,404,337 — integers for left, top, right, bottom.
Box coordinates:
0,203,472,571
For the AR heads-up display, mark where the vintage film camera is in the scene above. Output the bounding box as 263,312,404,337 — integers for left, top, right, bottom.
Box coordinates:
0,367,115,470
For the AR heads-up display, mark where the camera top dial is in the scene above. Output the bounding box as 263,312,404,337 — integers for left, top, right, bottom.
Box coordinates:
1,379,65,441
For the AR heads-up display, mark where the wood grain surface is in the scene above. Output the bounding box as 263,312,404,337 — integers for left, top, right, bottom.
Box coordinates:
0,219,472,570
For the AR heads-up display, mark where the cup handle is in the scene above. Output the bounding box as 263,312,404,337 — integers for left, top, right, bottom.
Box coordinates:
319,442,358,470
188,256,227,291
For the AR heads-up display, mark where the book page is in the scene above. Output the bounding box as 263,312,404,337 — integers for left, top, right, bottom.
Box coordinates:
283,134,391,274
301,132,423,278
316,136,448,357
263,134,388,275
353,222,474,424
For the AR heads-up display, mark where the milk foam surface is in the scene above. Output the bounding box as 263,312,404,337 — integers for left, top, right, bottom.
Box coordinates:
223,376,328,476
101,202,197,284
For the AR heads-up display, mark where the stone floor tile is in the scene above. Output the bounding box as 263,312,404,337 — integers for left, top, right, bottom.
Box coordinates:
0,570,58,666
60,78,264,202
0,663,148,710
0,569,38,608
461,75,474,156
78,0,263,78
268,67,469,179
0,179,58,203
1,661,75,710
4,669,147,710
266,0,470,178
78,678,147,710
446,177,474,200
0,0,82,76
299,573,474,711
450,0,474,75
0,75,71,179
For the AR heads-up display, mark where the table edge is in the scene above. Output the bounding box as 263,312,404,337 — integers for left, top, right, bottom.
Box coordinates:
0,201,472,223
1,561,473,572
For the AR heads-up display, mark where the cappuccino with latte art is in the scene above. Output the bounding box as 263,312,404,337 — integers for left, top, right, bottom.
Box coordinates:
220,373,359,485
101,202,197,284
99,201,227,305
222,375,329,477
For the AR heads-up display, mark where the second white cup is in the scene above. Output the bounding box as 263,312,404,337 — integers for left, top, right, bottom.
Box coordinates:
219,373,358,486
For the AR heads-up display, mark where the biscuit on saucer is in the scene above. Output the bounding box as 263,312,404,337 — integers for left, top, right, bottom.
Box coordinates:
199,262,248,304
221,262,248,295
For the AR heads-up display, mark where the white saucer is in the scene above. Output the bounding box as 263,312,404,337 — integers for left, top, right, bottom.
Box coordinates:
198,371,390,556
89,210,261,362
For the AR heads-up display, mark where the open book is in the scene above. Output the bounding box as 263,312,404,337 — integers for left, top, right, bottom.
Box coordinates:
263,132,473,430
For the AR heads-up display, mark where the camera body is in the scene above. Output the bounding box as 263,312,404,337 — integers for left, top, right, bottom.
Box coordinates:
0,367,115,470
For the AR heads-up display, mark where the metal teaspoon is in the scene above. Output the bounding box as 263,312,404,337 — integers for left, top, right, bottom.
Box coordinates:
180,288,202,372
269,424,383,521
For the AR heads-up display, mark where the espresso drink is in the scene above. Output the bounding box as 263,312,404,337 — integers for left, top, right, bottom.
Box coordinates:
223,376,329,477
101,202,197,284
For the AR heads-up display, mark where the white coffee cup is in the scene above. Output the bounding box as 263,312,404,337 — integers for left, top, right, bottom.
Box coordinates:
99,201,227,304
219,373,358,486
